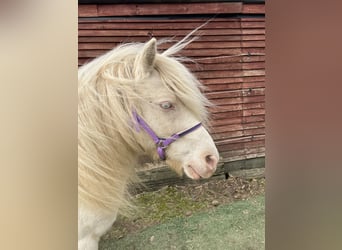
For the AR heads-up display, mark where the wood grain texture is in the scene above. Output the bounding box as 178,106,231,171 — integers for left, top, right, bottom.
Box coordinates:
78,3,243,17
242,4,265,14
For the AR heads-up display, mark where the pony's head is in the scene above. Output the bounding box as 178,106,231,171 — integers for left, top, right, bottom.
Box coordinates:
131,38,219,179
79,37,219,181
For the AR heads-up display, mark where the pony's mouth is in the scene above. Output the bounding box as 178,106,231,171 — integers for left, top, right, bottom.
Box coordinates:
184,165,201,180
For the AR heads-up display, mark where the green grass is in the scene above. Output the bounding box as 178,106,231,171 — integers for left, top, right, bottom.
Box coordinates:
100,195,265,250
134,186,208,222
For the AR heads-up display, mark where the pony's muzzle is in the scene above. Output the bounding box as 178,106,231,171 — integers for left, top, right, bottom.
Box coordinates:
185,152,219,179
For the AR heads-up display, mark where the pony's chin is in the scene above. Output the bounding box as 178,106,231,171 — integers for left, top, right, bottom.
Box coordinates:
183,165,201,180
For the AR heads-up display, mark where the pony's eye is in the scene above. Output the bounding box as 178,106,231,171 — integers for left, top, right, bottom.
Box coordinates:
159,101,174,110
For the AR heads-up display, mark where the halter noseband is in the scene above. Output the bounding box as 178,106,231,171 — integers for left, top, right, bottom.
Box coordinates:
133,111,202,160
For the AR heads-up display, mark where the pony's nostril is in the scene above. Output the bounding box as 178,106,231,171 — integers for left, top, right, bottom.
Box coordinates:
205,155,218,170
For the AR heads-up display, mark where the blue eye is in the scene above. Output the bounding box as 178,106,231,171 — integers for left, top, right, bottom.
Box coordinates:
159,101,173,109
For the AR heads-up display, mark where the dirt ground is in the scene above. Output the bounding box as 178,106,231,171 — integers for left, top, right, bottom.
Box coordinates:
102,173,265,241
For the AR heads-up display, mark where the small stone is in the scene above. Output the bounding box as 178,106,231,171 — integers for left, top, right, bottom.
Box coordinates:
185,211,192,216
150,235,155,242
212,200,219,206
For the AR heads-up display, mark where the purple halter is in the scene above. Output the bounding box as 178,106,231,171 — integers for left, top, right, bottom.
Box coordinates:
133,111,202,160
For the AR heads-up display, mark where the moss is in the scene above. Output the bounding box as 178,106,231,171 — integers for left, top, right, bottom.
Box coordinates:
134,186,207,223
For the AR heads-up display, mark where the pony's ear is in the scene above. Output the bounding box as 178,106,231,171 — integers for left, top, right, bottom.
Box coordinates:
134,38,157,77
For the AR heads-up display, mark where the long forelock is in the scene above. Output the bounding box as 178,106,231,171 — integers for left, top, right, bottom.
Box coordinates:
154,53,211,126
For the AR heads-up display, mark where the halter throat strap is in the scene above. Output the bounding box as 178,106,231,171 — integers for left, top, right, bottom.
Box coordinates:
132,111,202,160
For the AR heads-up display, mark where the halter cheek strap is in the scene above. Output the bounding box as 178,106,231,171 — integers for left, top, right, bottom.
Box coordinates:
132,111,202,160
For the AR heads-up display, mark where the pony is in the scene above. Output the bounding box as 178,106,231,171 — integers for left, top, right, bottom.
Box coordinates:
78,36,219,250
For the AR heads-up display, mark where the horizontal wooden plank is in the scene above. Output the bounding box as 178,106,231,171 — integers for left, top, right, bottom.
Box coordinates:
78,48,246,58
210,103,265,116
212,131,244,141
225,167,265,179
211,121,265,134
195,69,265,79
243,76,266,82
243,127,265,137
190,62,265,72
78,3,244,17
79,17,264,23
242,80,265,88
212,128,265,143
217,139,264,152
210,98,243,107
241,35,265,42
242,87,265,96
78,35,233,43
240,17,265,22
242,95,265,104
78,28,262,37
240,21,265,28
243,115,265,123
243,102,265,110
78,20,259,30
221,153,265,164
210,117,243,127
95,3,243,17
78,3,265,17
216,137,256,147
205,84,241,92
217,143,262,152
242,4,265,14
201,77,244,85
207,90,242,99
78,5,97,17
210,107,265,120
78,34,265,43
215,134,265,146
241,48,265,55
191,62,243,72
78,40,264,51
243,121,265,130
78,21,265,30
243,108,265,116
212,129,265,142
209,98,243,107
219,149,265,160
211,110,243,120
217,142,265,153
212,124,243,134
203,83,242,92
241,29,265,35
193,54,265,64
245,139,265,149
